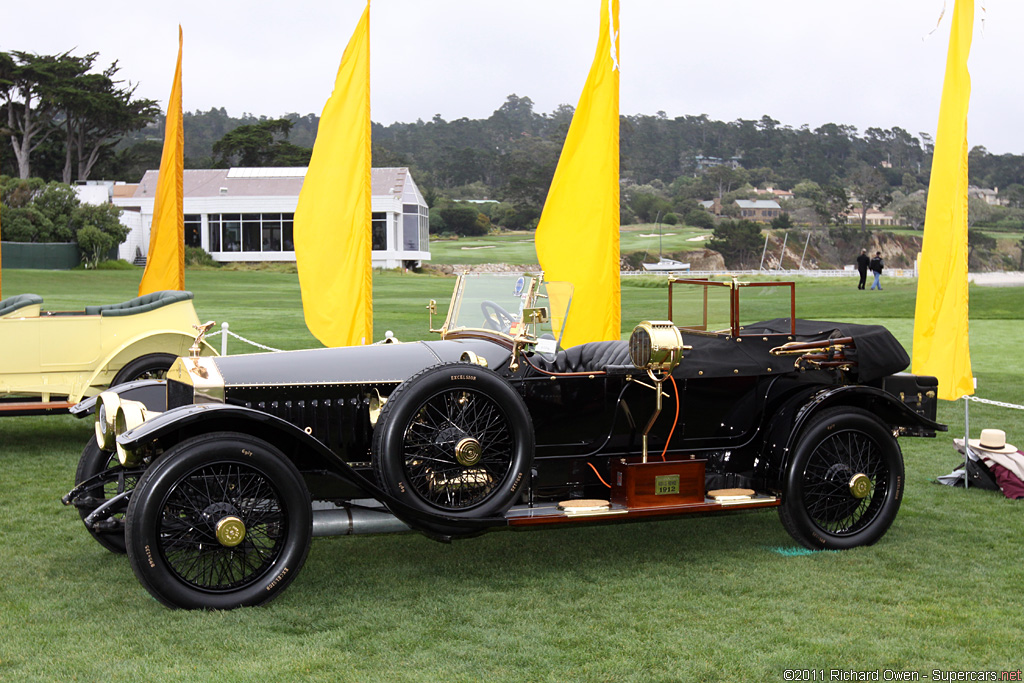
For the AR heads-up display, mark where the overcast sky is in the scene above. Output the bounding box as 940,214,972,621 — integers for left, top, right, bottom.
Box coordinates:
3,1,1022,154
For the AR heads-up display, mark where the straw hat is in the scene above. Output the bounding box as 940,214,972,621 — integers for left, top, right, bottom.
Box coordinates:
968,428,1018,454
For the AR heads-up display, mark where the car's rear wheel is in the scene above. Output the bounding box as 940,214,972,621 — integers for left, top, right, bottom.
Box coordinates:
112,352,179,385
780,407,903,550
125,432,312,610
74,439,138,554
373,363,534,519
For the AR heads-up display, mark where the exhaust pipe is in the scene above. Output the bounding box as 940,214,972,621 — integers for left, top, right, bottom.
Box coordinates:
311,500,411,537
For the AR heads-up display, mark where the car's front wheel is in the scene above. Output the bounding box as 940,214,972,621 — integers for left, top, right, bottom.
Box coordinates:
74,439,139,554
780,407,904,550
125,432,312,610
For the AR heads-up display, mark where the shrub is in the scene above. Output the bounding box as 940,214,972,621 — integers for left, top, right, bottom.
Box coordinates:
185,246,218,267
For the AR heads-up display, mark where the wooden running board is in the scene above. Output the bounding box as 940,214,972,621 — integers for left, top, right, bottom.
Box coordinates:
0,400,76,416
506,496,780,527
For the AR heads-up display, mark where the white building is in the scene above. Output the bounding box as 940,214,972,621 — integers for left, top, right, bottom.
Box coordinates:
114,166,430,269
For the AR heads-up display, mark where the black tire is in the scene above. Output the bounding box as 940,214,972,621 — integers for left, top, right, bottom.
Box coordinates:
780,407,904,550
372,362,533,518
125,432,312,610
112,352,179,385
74,439,138,554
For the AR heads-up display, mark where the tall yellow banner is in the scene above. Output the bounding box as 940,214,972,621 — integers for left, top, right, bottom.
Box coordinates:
535,0,620,347
295,1,372,347
139,26,185,295
912,0,974,401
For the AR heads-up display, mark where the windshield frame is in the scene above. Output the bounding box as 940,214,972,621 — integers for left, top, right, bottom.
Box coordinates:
439,273,572,351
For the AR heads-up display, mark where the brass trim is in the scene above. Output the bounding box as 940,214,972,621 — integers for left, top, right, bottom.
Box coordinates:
459,351,489,368
168,356,225,404
455,437,483,466
849,473,872,499
189,321,216,358
114,399,161,465
215,516,246,547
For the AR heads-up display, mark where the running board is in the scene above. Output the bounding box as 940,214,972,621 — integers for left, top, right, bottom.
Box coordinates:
0,400,75,416
505,495,779,527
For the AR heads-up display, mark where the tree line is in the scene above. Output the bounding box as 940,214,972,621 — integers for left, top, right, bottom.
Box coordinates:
4,48,1024,238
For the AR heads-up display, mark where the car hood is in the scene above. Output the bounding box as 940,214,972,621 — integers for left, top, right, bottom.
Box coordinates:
211,338,512,388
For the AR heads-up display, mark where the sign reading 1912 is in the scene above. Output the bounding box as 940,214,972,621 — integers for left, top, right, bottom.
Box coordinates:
655,474,680,496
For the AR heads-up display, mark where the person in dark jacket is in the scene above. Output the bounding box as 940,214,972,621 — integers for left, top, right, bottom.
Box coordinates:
856,249,870,289
869,251,884,290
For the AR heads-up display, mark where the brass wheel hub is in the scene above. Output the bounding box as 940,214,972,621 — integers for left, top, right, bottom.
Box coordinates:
215,516,246,547
849,473,872,499
455,437,483,466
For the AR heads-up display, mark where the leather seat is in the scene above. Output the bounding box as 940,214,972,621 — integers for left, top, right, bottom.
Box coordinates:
531,340,631,373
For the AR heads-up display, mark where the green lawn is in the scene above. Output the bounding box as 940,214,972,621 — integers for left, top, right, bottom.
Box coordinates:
1,268,1022,681
428,224,712,266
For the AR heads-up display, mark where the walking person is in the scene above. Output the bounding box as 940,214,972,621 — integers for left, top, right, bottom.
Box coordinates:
869,251,884,290
856,248,870,289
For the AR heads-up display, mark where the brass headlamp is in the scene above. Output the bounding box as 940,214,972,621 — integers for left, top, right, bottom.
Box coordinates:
629,321,687,463
630,321,685,375
113,399,161,465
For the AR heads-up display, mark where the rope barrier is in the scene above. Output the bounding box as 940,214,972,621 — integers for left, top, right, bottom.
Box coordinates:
965,395,1024,411
205,328,282,354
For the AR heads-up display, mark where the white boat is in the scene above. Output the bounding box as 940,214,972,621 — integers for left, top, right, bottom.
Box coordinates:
642,257,690,272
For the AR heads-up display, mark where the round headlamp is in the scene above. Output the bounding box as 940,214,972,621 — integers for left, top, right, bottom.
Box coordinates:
629,321,685,374
94,392,121,452
113,399,160,465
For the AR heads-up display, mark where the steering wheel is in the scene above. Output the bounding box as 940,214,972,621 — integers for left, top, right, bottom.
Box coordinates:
480,300,516,333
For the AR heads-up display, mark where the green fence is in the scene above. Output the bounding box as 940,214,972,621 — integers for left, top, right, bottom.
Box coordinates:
1,242,82,270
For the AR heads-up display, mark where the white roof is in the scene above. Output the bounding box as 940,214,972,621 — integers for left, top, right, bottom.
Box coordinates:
735,199,781,209
130,167,424,204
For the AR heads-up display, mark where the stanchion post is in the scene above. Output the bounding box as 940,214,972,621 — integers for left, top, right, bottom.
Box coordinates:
963,394,970,489
221,322,229,356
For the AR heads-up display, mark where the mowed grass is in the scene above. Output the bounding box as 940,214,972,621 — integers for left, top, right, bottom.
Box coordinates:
1,268,1023,681
428,223,711,265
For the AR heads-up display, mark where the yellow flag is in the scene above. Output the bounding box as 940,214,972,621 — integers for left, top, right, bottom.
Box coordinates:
535,0,620,347
912,0,973,401
139,26,185,295
295,1,372,347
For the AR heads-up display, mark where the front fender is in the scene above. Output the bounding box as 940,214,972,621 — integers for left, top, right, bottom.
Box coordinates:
70,379,167,418
75,330,216,402
756,384,946,491
117,403,504,538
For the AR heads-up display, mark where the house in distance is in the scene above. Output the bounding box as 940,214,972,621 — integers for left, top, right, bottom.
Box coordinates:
113,167,430,269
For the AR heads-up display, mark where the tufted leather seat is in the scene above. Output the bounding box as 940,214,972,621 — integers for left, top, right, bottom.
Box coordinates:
0,293,43,318
85,290,193,317
531,340,632,373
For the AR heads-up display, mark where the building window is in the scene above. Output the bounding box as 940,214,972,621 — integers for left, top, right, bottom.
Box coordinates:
208,213,295,252
184,214,201,248
283,216,294,251
372,212,387,251
403,204,421,251
208,216,221,252
419,205,429,252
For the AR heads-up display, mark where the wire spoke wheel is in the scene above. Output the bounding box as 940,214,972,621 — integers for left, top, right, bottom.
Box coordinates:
402,388,514,510
126,432,311,610
800,429,886,535
780,407,904,550
157,462,286,591
373,363,534,521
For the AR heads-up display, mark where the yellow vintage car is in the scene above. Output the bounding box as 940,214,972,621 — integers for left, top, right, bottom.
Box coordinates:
0,290,215,416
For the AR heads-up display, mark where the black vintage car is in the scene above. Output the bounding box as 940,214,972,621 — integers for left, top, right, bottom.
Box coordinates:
64,274,944,610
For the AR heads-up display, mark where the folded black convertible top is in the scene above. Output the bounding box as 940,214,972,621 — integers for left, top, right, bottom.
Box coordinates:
674,318,909,383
